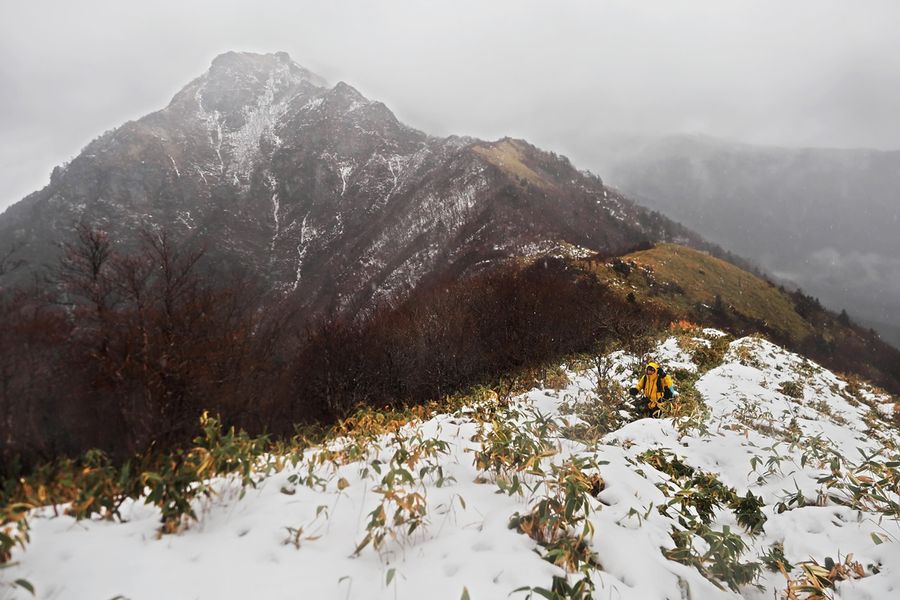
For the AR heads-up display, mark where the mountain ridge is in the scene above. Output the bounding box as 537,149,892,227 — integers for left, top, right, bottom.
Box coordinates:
2,53,897,400
0,51,707,321
573,242,900,394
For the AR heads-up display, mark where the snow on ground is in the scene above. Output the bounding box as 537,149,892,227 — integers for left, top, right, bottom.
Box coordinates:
3,331,899,599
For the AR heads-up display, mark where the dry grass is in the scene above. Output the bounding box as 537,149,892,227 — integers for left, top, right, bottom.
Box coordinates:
472,140,551,189
580,243,813,341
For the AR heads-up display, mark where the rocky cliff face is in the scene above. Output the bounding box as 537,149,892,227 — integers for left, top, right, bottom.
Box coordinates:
0,52,699,318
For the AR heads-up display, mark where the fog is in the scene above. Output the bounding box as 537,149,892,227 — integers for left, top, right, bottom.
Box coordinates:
3,0,900,211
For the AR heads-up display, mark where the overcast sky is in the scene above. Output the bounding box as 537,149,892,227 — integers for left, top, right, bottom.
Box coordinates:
3,0,900,212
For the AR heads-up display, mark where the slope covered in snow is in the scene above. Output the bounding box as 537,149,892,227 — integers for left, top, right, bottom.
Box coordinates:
4,329,898,599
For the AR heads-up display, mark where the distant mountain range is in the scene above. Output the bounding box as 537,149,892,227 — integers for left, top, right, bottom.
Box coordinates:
0,52,704,321
590,133,900,347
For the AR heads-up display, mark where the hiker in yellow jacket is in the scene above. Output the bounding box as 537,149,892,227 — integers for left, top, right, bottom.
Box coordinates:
628,361,675,417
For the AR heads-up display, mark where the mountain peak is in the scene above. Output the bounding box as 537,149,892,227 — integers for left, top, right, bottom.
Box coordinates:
330,80,365,99
325,80,371,109
206,50,328,89
0,50,702,329
162,51,327,121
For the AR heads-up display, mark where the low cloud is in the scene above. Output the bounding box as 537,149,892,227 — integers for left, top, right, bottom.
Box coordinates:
3,0,900,212
771,247,900,323
807,248,900,294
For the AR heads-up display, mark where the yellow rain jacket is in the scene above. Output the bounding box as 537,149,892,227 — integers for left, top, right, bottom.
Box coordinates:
634,362,675,409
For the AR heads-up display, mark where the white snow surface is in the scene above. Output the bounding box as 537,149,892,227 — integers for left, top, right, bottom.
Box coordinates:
4,332,899,599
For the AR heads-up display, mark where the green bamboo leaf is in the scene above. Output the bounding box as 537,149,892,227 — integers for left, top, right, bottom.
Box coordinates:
15,579,36,595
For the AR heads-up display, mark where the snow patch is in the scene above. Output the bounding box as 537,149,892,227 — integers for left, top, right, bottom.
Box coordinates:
175,210,195,230
229,67,293,182
266,172,281,256
195,85,226,174
193,64,315,185
339,165,353,196
300,97,324,111
291,214,319,292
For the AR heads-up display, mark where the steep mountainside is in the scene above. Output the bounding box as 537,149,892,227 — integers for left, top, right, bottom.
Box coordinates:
0,52,702,319
591,134,900,347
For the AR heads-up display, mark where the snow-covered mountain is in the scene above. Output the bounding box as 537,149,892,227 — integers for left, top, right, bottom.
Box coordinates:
0,52,701,318
6,328,898,599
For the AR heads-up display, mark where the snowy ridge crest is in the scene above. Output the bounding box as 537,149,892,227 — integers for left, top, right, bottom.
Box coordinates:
9,329,899,599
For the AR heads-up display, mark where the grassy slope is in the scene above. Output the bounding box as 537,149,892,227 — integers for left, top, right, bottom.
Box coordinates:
583,243,811,340
576,243,900,394
472,139,553,189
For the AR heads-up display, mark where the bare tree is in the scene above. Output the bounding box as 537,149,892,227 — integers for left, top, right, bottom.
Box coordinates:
0,242,25,277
